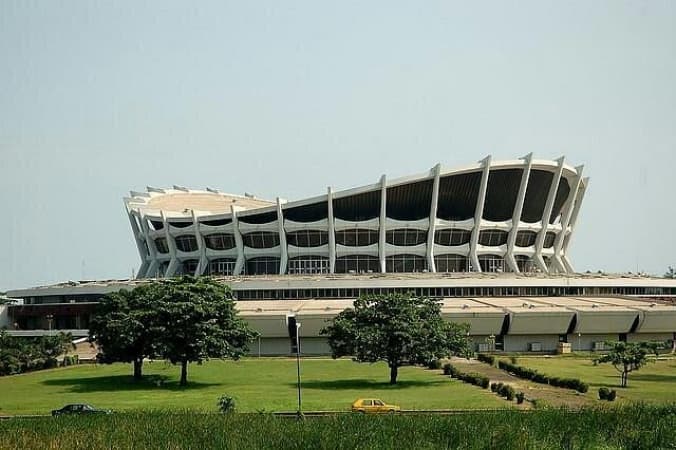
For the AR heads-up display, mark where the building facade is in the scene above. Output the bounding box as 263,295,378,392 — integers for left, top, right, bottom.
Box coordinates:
125,155,588,279
5,156,676,355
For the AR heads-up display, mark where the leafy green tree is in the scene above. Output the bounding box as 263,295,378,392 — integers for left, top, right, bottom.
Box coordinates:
321,294,471,384
595,341,662,387
89,287,159,380
152,277,258,386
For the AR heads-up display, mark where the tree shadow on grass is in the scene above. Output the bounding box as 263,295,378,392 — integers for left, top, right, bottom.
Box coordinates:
42,375,219,393
297,378,445,390
628,373,676,383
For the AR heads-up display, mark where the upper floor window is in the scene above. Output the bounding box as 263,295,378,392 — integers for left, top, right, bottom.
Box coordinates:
175,235,198,252
434,229,471,246
286,230,329,247
386,229,427,246
155,237,169,254
204,233,236,251
335,229,379,247
478,230,508,247
242,231,280,249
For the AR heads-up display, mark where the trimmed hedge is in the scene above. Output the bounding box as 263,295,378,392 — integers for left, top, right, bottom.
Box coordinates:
497,360,589,393
476,354,496,366
599,388,617,401
491,382,516,401
443,363,489,389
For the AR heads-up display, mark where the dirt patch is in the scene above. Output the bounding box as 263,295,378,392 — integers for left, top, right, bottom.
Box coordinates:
447,357,595,408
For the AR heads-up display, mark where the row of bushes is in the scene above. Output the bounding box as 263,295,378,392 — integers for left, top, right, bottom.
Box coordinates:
443,363,490,389
497,360,589,393
598,388,617,401
476,354,496,365
490,382,515,400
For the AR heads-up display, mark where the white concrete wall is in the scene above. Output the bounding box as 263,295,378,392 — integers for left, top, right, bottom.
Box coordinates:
566,333,618,351
503,334,560,352
0,305,8,329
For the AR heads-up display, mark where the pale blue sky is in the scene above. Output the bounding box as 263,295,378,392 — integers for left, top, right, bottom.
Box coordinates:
1,1,675,290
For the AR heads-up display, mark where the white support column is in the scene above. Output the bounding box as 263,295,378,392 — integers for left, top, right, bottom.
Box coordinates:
469,155,492,272
126,210,149,278
277,198,288,275
378,175,387,273
505,153,533,273
140,214,159,278
426,164,441,272
552,165,584,274
562,177,589,273
163,212,179,277
231,206,245,275
533,156,565,273
192,210,207,276
327,187,336,273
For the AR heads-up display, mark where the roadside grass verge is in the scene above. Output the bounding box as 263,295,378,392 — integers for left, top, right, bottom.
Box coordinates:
1,404,674,449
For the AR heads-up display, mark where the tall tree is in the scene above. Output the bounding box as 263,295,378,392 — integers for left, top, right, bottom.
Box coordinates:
665,266,675,279
152,277,258,386
89,287,158,380
321,294,471,384
595,341,662,387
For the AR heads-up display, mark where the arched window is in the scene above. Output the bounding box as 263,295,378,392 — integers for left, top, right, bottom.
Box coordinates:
515,255,536,272
515,230,537,247
286,230,329,247
245,257,280,275
478,230,508,247
434,229,471,246
385,254,427,273
288,256,330,274
385,229,427,246
434,254,468,272
543,231,556,248
335,255,380,273
242,232,280,249
181,259,199,275
204,233,236,250
154,237,169,254
479,255,504,272
208,258,236,275
335,229,379,246
175,235,198,252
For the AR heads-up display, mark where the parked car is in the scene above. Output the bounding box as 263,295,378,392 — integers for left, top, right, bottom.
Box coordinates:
51,404,112,416
351,398,401,414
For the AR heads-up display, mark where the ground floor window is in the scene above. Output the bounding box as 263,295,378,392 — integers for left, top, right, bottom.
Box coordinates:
288,256,330,274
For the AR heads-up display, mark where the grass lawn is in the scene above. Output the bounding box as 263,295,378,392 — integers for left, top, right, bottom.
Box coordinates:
514,355,676,403
0,358,505,415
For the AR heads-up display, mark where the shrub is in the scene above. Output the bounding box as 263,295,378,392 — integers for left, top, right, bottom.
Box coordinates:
477,354,495,366
497,384,516,401
497,359,587,393
217,395,236,414
490,382,499,392
509,356,518,365
607,390,617,401
599,387,610,400
516,392,525,404
442,363,454,376
427,359,442,370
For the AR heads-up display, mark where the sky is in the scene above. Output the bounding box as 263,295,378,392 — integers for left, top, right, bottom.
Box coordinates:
1,1,675,291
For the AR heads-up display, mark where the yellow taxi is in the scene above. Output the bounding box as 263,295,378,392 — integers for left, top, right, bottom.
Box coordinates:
351,398,401,414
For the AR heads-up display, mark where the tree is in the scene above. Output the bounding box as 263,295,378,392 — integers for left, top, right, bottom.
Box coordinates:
152,277,258,386
89,287,160,380
665,266,675,279
321,294,471,384
595,341,661,387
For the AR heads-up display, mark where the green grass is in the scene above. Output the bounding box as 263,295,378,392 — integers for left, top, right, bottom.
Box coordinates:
0,359,504,415
514,356,676,403
2,406,675,449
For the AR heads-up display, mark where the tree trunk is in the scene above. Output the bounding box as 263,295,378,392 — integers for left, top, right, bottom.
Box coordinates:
180,360,188,386
133,358,143,381
389,365,398,385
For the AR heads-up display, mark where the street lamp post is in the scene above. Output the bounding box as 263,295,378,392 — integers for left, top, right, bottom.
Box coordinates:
46,314,54,334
